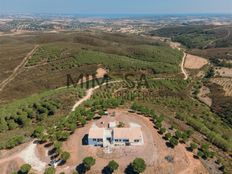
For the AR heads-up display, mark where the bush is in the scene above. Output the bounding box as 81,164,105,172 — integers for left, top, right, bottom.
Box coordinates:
60,151,70,163
107,160,119,173
175,130,182,140
190,142,198,151
164,132,171,140
169,136,178,147
44,167,56,174
197,150,204,158
6,136,25,149
19,164,31,174
159,127,166,135
131,158,146,173
83,157,96,170
32,126,44,138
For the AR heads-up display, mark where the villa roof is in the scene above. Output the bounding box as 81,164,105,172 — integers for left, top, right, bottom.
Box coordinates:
88,126,104,139
113,127,143,142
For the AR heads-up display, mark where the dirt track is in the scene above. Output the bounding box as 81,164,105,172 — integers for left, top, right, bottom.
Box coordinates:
181,52,188,80
0,45,39,92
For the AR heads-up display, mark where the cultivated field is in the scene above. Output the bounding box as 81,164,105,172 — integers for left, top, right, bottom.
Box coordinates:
184,54,208,69
215,67,232,77
210,78,232,96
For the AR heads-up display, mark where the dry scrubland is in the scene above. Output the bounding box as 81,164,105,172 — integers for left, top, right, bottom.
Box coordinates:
0,31,183,103
0,29,232,173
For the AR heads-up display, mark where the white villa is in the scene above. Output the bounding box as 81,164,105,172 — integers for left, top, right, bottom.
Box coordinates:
88,122,144,147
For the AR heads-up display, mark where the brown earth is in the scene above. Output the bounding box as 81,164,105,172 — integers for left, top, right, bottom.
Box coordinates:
197,86,212,106
184,54,208,69
215,67,232,78
58,109,208,174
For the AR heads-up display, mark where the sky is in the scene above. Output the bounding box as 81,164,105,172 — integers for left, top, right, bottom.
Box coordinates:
0,0,232,15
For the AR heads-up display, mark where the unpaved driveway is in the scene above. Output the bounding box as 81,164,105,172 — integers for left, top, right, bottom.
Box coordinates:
18,142,46,172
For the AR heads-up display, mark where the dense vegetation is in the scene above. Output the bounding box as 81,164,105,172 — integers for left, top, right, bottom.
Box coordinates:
27,40,182,74
149,25,232,71
206,82,232,127
0,86,84,149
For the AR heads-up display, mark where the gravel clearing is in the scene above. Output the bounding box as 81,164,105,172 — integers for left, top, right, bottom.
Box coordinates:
19,142,46,172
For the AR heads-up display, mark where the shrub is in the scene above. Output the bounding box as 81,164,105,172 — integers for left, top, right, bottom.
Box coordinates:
169,136,178,147
165,132,171,140
159,127,166,135
107,160,119,173
190,143,198,151
131,158,146,173
19,164,31,174
44,167,56,174
60,151,70,163
197,150,204,158
83,157,96,170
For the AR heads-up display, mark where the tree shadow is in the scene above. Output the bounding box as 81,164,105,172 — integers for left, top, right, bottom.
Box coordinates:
165,142,174,149
93,116,101,120
76,163,87,174
124,164,136,174
33,140,42,144
185,146,193,152
44,142,53,148
48,147,56,155
102,166,112,174
50,153,59,160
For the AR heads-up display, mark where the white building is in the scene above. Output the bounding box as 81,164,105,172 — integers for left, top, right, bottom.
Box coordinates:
88,122,144,147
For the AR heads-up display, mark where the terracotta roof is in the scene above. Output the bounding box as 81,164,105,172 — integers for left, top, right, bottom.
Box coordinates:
113,127,143,142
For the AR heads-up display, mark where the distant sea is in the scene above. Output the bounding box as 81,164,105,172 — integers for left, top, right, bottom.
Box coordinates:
1,13,232,19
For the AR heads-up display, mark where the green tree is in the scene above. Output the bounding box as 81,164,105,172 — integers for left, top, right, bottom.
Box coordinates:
190,143,198,151
205,67,215,78
169,136,178,147
19,164,31,174
83,157,96,170
60,151,70,163
54,141,62,155
201,144,209,152
32,126,44,138
165,132,171,140
159,127,166,135
7,119,18,130
175,130,182,140
181,132,189,142
0,117,8,132
197,150,204,158
44,167,55,174
107,160,119,173
155,121,162,129
131,158,146,174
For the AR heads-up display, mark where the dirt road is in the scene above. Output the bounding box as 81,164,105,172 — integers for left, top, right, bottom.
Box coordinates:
0,45,39,92
71,80,121,111
181,52,188,80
